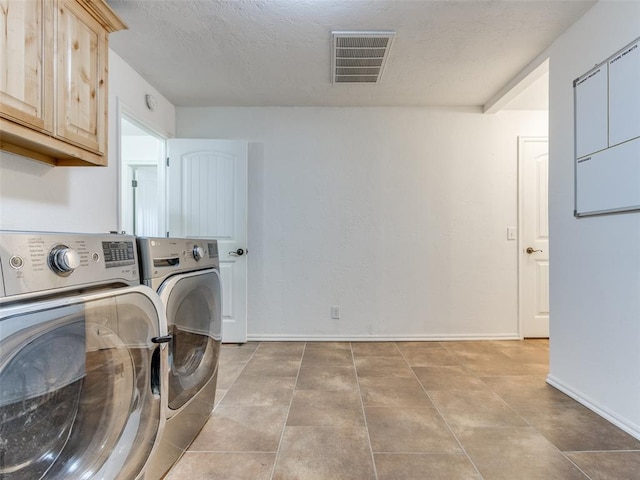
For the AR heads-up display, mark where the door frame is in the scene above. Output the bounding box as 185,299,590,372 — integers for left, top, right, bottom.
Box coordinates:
517,136,550,338
116,99,169,236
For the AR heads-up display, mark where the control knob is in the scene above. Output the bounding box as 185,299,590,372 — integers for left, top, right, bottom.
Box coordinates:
49,245,81,275
192,245,205,261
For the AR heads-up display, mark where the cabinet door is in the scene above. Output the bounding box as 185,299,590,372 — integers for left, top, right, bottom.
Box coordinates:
0,0,54,132
56,0,107,155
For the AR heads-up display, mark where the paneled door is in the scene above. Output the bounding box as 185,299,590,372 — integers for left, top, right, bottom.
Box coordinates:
132,165,159,237
519,137,549,338
167,139,248,343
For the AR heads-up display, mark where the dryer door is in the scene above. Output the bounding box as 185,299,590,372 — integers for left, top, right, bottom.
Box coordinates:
159,269,222,411
0,286,165,480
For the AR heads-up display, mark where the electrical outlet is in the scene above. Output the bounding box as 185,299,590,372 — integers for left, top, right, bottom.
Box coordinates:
331,306,340,319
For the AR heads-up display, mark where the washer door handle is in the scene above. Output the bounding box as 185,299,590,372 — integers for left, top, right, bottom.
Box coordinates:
151,334,173,344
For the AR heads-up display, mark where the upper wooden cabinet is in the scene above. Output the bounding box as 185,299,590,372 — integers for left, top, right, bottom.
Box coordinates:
0,0,126,166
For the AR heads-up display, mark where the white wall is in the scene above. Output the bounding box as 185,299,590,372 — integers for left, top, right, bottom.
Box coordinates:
546,1,640,438
177,107,547,340
0,51,175,233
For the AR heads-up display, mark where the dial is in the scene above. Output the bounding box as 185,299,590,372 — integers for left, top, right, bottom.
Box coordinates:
192,245,204,261
49,245,81,275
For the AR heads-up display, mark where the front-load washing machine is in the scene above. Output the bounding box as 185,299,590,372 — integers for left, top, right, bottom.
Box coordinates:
136,237,222,478
0,231,168,480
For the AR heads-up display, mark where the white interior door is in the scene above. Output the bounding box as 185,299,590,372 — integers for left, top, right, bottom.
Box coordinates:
132,165,159,236
519,137,550,338
167,139,248,343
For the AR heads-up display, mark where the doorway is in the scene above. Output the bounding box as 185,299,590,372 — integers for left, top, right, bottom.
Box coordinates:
119,115,167,236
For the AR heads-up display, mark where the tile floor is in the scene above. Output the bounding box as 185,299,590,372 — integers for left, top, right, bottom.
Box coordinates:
164,340,640,480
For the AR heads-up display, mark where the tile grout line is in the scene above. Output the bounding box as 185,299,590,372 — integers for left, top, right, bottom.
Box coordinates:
268,341,306,480
400,342,485,480
352,342,380,480
213,342,261,411
467,343,595,480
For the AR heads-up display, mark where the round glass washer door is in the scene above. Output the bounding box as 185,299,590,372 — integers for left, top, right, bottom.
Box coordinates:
0,287,163,480
160,269,222,411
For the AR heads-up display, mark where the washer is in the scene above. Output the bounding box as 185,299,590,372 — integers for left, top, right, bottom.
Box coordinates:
0,231,168,480
137,237,222,478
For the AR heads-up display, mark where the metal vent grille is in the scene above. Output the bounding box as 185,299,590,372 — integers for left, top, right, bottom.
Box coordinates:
332,31,395,83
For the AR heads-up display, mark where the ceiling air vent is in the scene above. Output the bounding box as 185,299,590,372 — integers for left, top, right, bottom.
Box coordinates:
332,31,395,84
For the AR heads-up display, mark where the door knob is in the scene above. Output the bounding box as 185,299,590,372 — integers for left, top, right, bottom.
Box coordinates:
526,247,542,254
229,248,245,256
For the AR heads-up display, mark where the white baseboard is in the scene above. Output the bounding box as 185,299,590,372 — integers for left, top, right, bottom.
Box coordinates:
246,333,522,342
547,374,640,441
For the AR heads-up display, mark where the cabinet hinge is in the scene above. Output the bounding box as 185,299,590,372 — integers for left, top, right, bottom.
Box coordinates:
166,231,170,238
131,180,138,187
166,157,170,167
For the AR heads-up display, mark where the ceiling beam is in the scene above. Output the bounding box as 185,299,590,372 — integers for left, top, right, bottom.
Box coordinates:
483,53,549,114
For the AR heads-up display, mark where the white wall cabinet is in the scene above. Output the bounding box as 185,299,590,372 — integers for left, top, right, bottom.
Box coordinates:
0,0,125,166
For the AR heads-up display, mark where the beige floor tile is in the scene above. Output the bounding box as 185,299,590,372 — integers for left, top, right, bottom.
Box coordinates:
400,348,461,367
352,342,402,357
481,375,574,408
517,404,640,451
441,341,505,354
429,389,528,429
220,375,295,406
219,344,258,364
295,365,358,391
165,340,638,480
566,451,640,480
445,342,548,376
365,406,461,453
459,356,549,376
500,345,549,362
304,341,351,350
355,356,414,377
359,376,433,408
524,338,549,349
216,362,247,389
375,453,481,480
413,365,488,391
301,347,354,366
240,358,301,377
273,426,375,480
286,390,364,427
395,341,445,349
214,389,226,408
252,342,305,359
165,452,275,480
456,426,588,480
189,405,288,452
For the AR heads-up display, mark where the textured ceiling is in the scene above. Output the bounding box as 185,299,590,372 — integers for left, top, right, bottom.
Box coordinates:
107,0,595,108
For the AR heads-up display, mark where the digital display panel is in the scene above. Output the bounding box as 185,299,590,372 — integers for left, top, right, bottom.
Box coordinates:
102,241,135,268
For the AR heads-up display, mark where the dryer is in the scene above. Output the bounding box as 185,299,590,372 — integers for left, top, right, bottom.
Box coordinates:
136,237,222,478
0,231,168,480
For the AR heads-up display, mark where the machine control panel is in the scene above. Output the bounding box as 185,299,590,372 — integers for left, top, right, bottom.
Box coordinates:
136,237,219,285
192,245,205,261
49,244,81,275
0,232,140,298
102,241,136,268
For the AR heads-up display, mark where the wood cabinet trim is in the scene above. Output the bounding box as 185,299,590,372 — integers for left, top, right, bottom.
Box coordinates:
77,0,128,32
